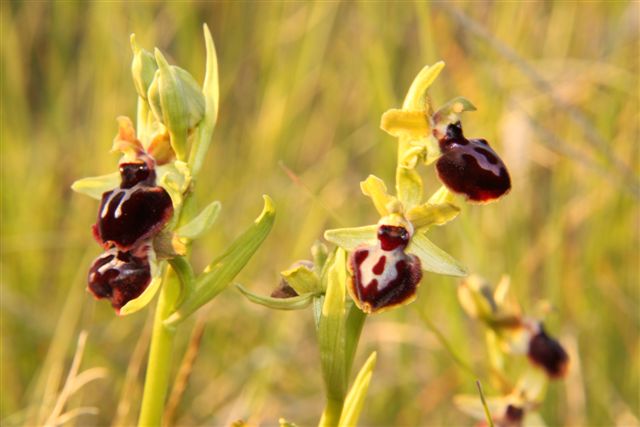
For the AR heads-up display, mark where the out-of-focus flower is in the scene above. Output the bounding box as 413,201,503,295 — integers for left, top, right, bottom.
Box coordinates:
458,275,569,379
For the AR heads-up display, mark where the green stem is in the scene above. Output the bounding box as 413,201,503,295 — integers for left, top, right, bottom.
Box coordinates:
138,268,181,427
319,397,345,427
318,304,367,427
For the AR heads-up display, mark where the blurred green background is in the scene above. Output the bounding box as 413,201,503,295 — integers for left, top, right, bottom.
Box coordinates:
2,2,638,426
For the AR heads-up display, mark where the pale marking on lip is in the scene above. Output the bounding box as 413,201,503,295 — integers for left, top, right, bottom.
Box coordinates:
357,247,405,292
447,141,503,176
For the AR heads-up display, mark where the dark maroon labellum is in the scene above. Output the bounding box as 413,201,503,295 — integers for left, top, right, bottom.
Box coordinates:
527,324,569,378
87,248,151,312
92,161,173,252
504,405,525,425
349,225,422,313
436,122,511,202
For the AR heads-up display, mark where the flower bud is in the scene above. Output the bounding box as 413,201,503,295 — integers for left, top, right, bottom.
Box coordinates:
147,49,205,160
130,35,158,101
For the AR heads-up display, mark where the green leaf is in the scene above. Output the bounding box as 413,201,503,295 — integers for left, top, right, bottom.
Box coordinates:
318,248,348,401
281,264,321,295
402,61,445,111
71,172,119,200
406,202,460,230
235,284,317,310
408,232,467,277
360,175,394,217
119,249,164,316
188,24,220,178
164,195,275,326
175,200,221,240
338,351,377,427
396,166,423,211
344,302,367,380
324,225,377,251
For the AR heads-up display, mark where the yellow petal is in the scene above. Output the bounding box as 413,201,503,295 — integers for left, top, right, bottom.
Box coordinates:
380,109,430,139
360,175,395,217
402,61,445,111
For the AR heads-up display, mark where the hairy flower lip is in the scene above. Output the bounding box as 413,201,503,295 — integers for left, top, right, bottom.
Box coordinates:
348,224,422,314
87,247,152,312
435,122,511,203
93,185,173,252
527,324,570,379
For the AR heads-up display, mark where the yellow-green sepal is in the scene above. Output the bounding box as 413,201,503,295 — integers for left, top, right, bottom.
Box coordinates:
408,232,467,277
402,61,445,110
71,172,120,200
324,225,377,251
407,201,460,231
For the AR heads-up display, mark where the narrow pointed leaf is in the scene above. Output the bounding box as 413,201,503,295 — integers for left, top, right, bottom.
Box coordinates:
175,200,221,240
281,264,321,295
164,196,275,326
380,109,430,138
408,232,467,277
235,284,317,310
319,248,348,401
407,202,460,230
396,166,423,210
360,175,393,217
324,225,377,251
339,351,377,427
71,172,119,200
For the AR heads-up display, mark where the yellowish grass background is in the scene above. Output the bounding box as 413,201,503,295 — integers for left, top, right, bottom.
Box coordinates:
2,2,638,426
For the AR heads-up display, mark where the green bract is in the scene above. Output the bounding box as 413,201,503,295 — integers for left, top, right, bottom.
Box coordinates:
165,196,276,326
130,34,158,101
